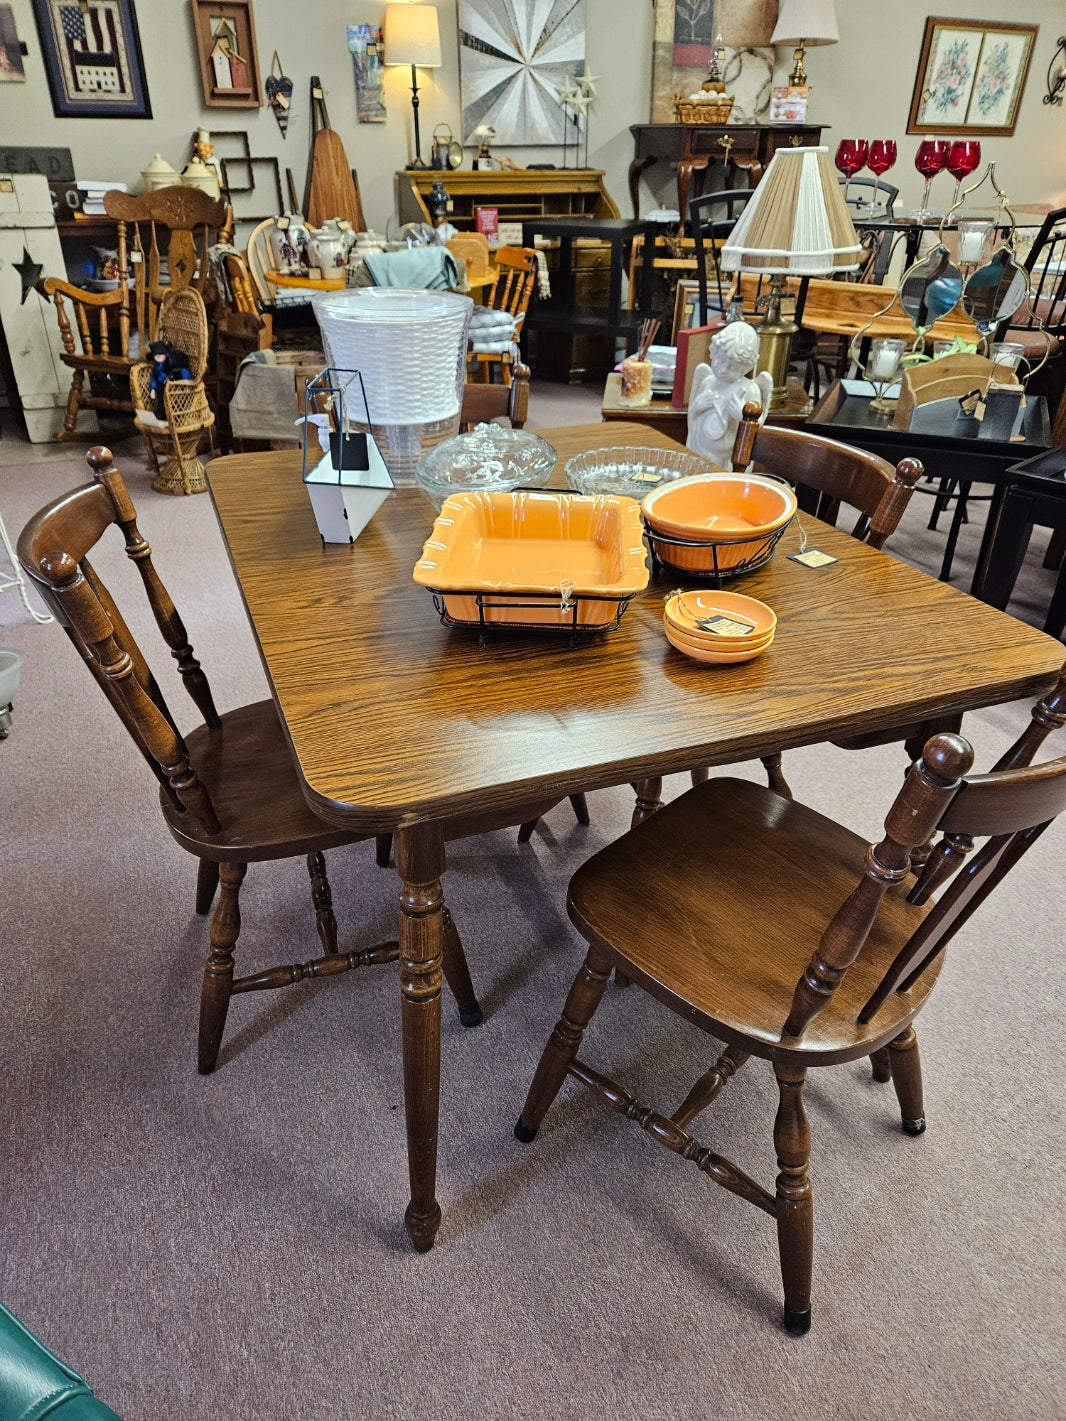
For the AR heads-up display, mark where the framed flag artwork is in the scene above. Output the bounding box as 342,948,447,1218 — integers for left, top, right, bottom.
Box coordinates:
31,0,151,118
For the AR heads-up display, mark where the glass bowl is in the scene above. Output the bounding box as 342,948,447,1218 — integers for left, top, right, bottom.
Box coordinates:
415,424,557,511
565,446,714,499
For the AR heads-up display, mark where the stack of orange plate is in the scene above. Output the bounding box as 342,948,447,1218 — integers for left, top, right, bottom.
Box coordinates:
663,589,776,664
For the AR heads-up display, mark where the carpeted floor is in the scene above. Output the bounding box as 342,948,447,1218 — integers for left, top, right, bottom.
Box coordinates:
1,388,1064,1420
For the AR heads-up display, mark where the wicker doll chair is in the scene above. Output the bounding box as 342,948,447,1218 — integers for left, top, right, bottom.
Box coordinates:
130,287,215,496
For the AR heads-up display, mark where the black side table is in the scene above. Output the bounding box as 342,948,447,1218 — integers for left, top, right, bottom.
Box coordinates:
808,380,1051,590
974,448,1066,639
520,217,658,346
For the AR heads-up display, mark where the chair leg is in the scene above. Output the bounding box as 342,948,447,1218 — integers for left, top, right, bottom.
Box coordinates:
887,1025,926,1135
198,861,247,1075
631,776,663,828
690,767,709,786
375,834,392,868
441,906,483,1027
869,1046,891,1083
517,819,537,843
773,1061,814,1336
515,944,613,1142
195,858,220,915
569,793,591,825
306,851,338,955
56,370,84,439
761,753,793,799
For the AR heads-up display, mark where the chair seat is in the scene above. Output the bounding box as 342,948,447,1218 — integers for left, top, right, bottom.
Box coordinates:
59,352,134,374
161,699,358,862
566,778,942,1065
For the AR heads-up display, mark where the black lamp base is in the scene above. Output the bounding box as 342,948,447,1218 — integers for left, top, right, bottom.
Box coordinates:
406,157,429,169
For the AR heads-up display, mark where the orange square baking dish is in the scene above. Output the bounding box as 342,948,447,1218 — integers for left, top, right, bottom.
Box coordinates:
412,489,650,632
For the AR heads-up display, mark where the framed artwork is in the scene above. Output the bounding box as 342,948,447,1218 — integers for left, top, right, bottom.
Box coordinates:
191,0,263,109
671,278,702,341
348,24,385,123
0,4,26,82
31,0,150,117
457,0,585,147
907,19,1037,137
650,0,776,124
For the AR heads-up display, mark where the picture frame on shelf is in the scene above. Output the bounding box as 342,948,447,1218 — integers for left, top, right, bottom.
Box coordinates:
671,278,703,342
191,0,263,109
30,0,150,118
907,18,1037,137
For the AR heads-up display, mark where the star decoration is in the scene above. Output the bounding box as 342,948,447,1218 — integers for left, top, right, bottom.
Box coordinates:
554,80,582,110
567,91,592,119
576,65,601,100
14,247,43,305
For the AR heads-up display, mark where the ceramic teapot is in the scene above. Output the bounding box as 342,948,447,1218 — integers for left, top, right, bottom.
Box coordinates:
307,219,349,273
269,214,309,274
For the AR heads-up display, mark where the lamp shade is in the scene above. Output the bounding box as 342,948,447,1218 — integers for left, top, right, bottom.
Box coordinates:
384,3,442,67
720,147,860,275
770,0,838,45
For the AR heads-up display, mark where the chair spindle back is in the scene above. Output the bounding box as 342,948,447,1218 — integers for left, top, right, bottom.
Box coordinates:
17,448,222,832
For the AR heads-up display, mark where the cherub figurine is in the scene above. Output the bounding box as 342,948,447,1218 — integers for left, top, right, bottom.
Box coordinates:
686,322,773,470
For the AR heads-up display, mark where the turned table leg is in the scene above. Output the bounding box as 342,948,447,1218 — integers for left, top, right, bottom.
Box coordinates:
396,820,446,1252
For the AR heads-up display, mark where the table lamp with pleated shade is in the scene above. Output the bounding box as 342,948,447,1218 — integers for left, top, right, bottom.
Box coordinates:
720,145,860,406
384,3,442,170
770,0,839,87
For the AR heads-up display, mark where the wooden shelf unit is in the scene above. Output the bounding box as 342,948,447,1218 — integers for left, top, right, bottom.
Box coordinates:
396,168,620,230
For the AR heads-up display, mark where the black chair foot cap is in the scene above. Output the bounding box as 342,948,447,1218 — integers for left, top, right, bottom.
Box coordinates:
514,1118,538,1144
458,1003,484,1028
783,1305,812,1336
902,1114,926,1136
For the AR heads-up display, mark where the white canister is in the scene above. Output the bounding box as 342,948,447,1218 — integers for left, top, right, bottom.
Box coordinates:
141,153,179,192
269,215,309,274
308,219,349,272
181,158,221,199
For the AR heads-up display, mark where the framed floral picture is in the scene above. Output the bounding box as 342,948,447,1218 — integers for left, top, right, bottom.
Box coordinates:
907,19,1037,137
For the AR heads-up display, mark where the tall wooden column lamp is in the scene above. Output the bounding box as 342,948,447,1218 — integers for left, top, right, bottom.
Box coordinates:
384,2,442,170
720,146,860,407
770,0,839,87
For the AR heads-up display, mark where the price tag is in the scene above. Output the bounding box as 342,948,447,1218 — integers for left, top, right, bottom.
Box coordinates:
697,614,757,636
789,549,838,569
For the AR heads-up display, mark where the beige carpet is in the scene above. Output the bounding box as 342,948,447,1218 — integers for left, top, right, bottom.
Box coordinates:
1,390,1064,1421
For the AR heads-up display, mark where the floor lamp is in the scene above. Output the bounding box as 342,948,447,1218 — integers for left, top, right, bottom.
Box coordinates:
719,146,861,406
384,3,442,170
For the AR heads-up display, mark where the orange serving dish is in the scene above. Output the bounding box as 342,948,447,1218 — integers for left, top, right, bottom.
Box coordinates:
641,474,797,575
664,589,777,642
663,620,774,664
412,489,650,631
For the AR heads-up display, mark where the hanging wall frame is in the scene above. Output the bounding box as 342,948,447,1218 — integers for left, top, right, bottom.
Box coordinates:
191,0,263,109
31,0,151,118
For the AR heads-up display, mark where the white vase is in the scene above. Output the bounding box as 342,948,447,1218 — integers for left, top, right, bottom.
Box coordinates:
269,215,309,274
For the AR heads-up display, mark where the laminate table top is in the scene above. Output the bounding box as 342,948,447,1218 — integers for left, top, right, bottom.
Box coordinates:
207,422,1063,1252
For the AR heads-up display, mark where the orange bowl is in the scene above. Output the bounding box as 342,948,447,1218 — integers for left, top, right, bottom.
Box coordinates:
664,621,773,664
663,619,775,655
642,474,796,573
664,589,777,641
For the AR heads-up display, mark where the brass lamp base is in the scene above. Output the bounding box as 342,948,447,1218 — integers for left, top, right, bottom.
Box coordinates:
756,321,796,408
788,42,808,87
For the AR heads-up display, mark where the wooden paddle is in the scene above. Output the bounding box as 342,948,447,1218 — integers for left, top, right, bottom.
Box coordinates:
305,76,366,230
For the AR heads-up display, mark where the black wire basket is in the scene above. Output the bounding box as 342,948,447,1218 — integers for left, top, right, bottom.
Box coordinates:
644,516,794,586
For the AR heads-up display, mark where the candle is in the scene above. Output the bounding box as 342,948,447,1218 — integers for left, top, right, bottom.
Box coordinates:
957,220,993,265
868,340,904,380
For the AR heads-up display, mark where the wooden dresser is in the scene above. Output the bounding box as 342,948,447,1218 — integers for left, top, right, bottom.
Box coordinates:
629,124,826,218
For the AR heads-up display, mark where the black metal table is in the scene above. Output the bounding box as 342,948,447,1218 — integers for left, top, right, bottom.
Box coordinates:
808,380,1050,590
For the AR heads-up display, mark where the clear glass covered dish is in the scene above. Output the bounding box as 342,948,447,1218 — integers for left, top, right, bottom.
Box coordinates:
415,424,557,511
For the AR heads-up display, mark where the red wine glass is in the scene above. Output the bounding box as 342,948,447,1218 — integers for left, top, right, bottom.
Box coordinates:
866,139,897,211
946,140,982,208
913,139,950,219
834,139,869,205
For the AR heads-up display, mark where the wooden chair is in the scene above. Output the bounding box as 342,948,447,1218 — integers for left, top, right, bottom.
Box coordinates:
690,188,752,324
516,668,1066,1333
39,186,231,440
472,246,538,385
447,231,493,283
459,361,529,429
17,449,577,1073
634,404,925,817
129,287,215,496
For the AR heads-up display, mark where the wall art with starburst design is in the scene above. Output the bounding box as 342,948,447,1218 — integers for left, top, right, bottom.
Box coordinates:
458,0,586,147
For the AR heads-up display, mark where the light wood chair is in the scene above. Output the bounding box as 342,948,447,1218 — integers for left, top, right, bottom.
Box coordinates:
17,449,584,1073
472,246,539,385
517,668,1066,1333
39,186,231,440
129,287,215,496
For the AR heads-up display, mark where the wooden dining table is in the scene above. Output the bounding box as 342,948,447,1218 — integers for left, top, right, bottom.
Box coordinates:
206,422,1063,1252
